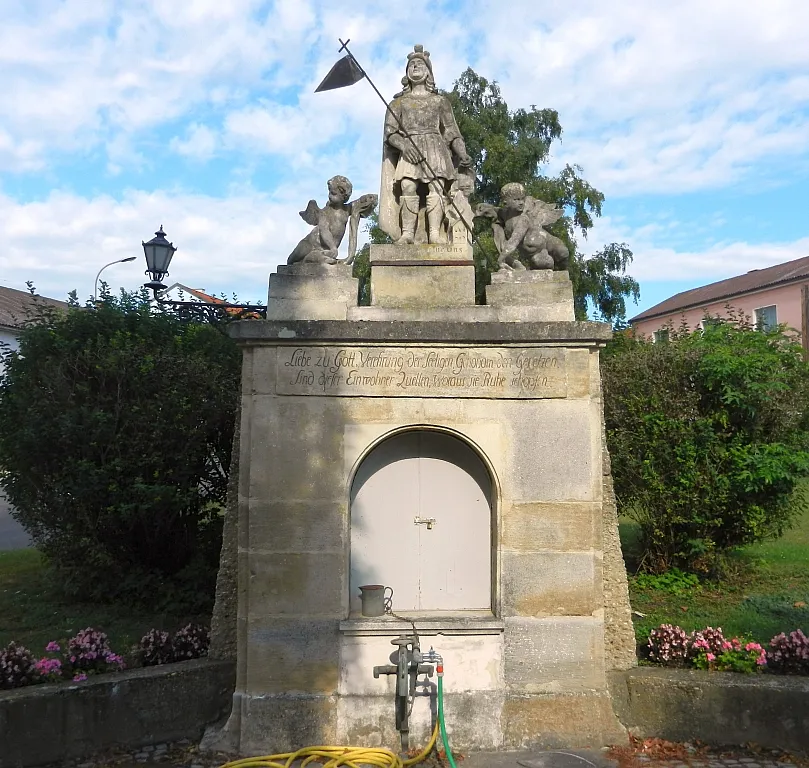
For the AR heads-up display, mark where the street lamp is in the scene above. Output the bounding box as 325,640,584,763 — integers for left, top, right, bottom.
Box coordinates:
140,225,266,319
142,225,177,292
94,256,137,302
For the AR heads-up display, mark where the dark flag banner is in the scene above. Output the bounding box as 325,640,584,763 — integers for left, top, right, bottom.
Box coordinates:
314,54,365,92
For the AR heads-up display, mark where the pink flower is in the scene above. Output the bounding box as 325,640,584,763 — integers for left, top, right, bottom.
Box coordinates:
706,653,716,662
73,673,87,682
45,641,60,652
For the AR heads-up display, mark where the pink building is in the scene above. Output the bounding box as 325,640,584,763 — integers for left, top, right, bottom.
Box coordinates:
630,255,809,352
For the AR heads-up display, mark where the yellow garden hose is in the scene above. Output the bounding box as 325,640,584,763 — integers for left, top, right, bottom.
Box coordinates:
220,718,439,768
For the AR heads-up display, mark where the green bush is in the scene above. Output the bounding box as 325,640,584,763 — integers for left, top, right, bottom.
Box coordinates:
603,319,809,573
0,291,241,612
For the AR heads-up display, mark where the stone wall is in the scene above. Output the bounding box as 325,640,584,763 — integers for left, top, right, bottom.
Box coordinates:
610,667,809,753
0,659,235,768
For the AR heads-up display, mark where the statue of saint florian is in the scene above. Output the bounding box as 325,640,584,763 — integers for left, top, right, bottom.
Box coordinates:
379,45,472,245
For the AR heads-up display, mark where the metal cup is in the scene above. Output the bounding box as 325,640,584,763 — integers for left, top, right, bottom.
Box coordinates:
359,584,394,617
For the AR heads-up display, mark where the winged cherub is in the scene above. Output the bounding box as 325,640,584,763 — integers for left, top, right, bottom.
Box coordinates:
287,175,377,265
476,182,570,271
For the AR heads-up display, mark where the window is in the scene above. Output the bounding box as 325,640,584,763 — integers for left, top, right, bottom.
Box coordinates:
700,316,724,330
653,329,669,343
754,305,777,332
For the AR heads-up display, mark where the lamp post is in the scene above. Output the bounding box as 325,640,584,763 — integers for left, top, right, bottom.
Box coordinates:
142,225,177,293
140,225,266,319
94,256,137,302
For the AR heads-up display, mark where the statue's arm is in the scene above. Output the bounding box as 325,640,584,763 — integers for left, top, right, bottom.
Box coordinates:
384,103,407,152
502,215,530,255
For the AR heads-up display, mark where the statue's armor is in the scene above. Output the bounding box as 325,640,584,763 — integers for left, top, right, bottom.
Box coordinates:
385,93,461,185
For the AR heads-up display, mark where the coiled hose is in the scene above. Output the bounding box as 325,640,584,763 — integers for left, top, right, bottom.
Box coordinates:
220,671,456,768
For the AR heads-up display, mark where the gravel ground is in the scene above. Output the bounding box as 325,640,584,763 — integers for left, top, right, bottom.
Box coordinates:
46,738,808,768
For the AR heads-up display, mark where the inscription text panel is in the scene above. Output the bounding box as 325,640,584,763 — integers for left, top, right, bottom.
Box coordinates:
276,346,567,398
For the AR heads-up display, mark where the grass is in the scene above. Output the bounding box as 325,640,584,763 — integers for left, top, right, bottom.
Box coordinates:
0,548,207,654
623,498,809,646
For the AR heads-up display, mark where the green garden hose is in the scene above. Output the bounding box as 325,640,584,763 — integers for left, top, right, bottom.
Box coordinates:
437,669,457,768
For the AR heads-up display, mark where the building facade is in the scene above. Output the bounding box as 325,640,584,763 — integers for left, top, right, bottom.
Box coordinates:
630,256,809,349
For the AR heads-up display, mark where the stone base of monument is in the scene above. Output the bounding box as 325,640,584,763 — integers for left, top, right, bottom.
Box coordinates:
369,243,476,308
486,270,576,321
265,263,359,321
207,233,636,755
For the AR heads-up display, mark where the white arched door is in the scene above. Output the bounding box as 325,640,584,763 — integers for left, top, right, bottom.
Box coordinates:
350,431,492,614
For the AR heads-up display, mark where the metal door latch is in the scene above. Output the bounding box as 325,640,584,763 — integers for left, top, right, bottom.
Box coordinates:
414,516,436,529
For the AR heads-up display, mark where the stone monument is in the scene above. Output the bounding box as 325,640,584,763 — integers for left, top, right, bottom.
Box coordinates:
207,43,635,756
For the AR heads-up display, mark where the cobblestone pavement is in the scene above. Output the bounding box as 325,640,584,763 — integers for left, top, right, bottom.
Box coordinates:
51,740,808,768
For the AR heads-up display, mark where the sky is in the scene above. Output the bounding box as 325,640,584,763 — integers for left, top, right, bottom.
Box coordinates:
1,0,808,320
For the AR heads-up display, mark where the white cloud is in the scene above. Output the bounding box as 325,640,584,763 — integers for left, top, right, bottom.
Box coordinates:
583,214,809,283
3,0,808,196
170,124,219,160
0,187,321,303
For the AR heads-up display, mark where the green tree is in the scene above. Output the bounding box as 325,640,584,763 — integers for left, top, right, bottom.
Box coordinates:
602,318,809,573
0,290,241,612
441,69,636,321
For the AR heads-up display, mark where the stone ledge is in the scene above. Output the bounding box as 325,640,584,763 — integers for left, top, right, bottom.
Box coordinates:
339,614,505,636
609,667,809,752
0,659,235,768
229,320,612,344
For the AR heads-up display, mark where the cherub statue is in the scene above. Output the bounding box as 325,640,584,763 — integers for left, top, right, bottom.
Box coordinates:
287,175,378,265
475,182,569,271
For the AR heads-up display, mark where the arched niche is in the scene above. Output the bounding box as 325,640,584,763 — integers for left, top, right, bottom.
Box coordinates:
349,429,493,615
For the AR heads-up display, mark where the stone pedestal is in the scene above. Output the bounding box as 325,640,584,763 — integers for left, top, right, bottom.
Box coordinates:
207,248,634,756
266,263,358,321
370,243,475,308
486,270,575,321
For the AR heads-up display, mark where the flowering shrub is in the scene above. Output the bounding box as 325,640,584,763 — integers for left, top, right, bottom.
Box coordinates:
171,623,210,661
138,629,174,667
693,637,767,674
645,624,767,674
768,630,809,675
646,624,691,666
137,623,210,666
688,627,728,660
1,623,211,689
0,642,39,689
65,628,125,675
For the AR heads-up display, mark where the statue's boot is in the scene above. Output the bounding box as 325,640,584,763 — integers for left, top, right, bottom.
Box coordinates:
395,196,419,245
426,194,447,244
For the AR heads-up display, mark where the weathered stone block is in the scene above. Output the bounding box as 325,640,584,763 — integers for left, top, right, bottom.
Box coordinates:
565,348,593,399
486,270,575,321
504,617,605,691
503,691,627,748
246,552,343,617
248,500,345,552
347,306,498,322
370,243,473,263
239,693,338,754
338,633,503,696
501,501,601,551
371,265,476,308
245,619,340,695
246,347,277,395
247,396,345,502
265,298,353,321
502,551,601,616
269,272,358,302
507,400,596,501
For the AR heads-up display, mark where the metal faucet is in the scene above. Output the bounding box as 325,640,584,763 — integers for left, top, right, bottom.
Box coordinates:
373,634,434,753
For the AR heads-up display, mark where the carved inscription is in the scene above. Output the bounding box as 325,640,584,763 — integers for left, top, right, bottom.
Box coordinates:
276,346,566,399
